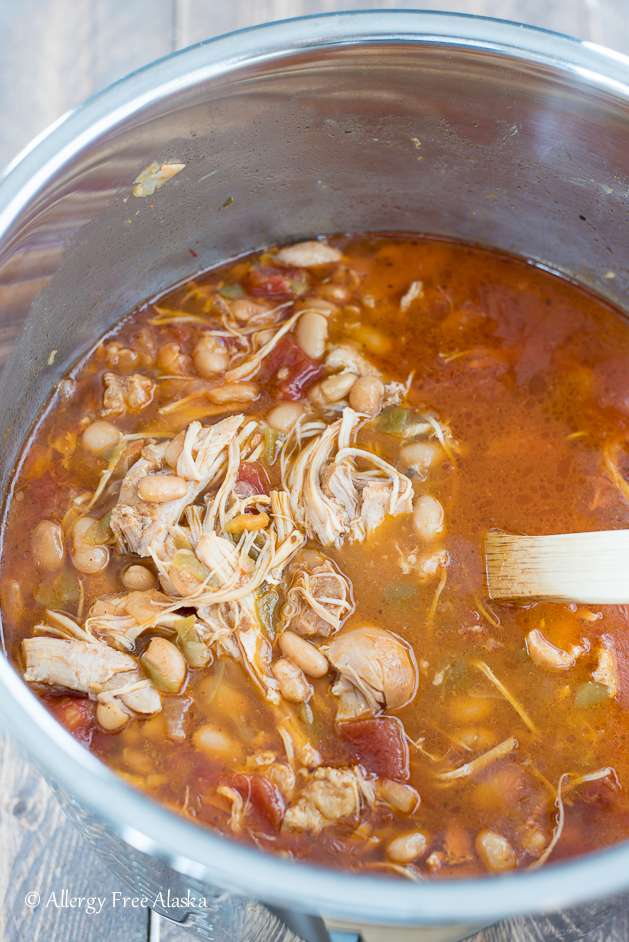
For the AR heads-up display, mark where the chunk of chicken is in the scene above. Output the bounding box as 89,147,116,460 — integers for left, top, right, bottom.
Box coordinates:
280,557,352,637
22,636,161,715
111,415,244,556
274,241,342,267
360,481,399,533
282,766,363,833
526,628,584,670
382,381,407,407
325,626,418,717
102,372,155,415
22,637,136,693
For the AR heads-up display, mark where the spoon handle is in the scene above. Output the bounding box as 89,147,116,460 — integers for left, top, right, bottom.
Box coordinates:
484,529,629,604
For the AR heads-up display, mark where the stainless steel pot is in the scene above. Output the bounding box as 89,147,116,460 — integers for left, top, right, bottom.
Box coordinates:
1,11,629,942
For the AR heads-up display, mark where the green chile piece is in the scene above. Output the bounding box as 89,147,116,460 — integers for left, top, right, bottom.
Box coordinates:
263,427,284,466
574,681,609,709
84,509,114,546
377,406,410,436
174,615,211,669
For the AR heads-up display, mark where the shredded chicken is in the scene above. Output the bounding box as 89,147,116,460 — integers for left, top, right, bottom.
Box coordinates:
111,415,244,555
284,408,413,547
593,635,620,697
279,556,352,637
399,280,424,312
84,590,172,650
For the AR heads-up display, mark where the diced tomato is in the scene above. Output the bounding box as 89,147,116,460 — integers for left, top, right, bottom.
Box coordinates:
247,266,306,300
231,773,285,831
44,695,96,746
237,461,270,495
338,716,410,781
263,334,323,401
170,323,192,346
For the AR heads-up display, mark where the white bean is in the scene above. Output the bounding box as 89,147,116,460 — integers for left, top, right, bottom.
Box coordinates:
1,579,23,620
123,748,154,774
412,495,445,541
379,779,420,814
97,700,130,731
157,342,194,375
399,441,443,478
142,637,186,693
82,420,122,456
455,727,499,751
448,696,493,723
520,827,547,858
352,325,392,355
349,375,384,416
206,382,258,404
138,474,188,503
230,298,270,323
296,312,328,360
279,631,328,677
193,335,230,377
320,372,358,403
32,520,65,571
272,657,313,702
318,283,351,304
164,431,186,470
267,402,305,432
296,297,339,316
194,724,240,759
121,565,156,591
386,830,428,863
71,517,109,574
475,830,517,872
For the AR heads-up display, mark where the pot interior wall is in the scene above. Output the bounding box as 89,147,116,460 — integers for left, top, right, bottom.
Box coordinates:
1,39,629,493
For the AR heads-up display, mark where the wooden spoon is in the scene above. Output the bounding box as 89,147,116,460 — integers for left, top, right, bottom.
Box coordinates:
484,529,629,604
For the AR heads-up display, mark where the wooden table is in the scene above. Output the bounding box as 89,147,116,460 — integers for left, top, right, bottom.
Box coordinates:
1,2,629,941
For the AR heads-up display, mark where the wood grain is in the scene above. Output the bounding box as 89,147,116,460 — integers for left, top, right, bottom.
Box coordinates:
0,731,147,942
2,1,629,941
0,0,173,173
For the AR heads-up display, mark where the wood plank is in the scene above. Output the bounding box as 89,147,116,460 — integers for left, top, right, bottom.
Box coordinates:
0,731,148,942
470,910,629,942
0,0,173,173
181,0,592,50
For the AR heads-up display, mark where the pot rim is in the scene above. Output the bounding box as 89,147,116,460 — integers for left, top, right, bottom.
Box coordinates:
2,9,629,925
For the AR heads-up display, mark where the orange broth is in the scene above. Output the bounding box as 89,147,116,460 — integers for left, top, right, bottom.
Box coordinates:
3,235,629,877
